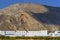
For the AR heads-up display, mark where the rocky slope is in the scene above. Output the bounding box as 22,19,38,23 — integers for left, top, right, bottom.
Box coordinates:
0,3,60,32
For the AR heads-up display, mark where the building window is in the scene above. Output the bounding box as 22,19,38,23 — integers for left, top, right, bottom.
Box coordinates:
58,32,60,33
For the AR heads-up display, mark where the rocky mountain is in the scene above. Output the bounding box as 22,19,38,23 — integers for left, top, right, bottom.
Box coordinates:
0,3,60,32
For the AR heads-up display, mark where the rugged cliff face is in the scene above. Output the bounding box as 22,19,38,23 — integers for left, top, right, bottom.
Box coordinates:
0,3,60,32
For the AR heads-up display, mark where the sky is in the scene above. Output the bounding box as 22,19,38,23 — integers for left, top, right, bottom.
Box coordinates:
0,0,60,9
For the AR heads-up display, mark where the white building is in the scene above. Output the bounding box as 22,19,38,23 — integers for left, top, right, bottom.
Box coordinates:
0,30,48,37
4,31,16,37
15,31,27,36
48,30,60,37
25,30,48,36
54,31,60,36
0,31,5,35
49,33,55,37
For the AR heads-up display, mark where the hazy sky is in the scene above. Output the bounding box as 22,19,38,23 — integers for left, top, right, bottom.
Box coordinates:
0,0,60,9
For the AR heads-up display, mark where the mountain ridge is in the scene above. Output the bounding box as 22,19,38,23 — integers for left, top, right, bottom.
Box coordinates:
0,3,60,32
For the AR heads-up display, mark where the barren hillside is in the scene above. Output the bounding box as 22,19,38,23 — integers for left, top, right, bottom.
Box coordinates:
0,3,60,32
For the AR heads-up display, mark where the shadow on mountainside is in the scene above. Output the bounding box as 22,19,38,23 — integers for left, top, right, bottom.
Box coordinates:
30,6,60,25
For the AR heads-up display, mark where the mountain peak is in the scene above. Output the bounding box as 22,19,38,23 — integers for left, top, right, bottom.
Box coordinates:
3,3,48,13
